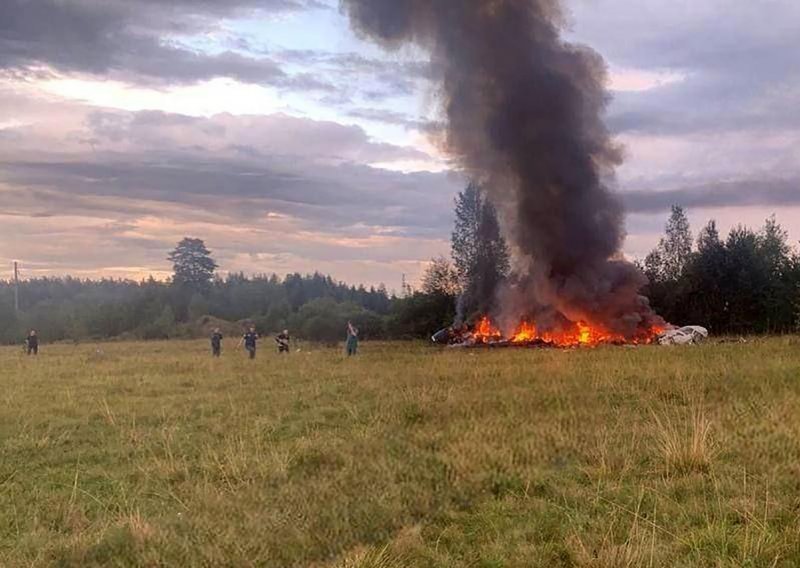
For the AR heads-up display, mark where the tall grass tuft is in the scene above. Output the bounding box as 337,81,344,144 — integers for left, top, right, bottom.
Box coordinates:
334,545,407,568
570,533,650,568
652,406,717,476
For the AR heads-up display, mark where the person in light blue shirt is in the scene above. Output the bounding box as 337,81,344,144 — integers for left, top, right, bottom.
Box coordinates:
345,321,358,356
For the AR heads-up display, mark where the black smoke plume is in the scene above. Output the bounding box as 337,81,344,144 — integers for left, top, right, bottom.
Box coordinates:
341,0,663,337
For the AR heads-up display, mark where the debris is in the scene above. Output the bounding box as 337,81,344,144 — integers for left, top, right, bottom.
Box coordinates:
716,336,748,344
431,327,454,344
657,326,709,345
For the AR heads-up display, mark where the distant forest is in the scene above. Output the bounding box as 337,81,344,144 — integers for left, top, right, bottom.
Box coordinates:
2,187,799,345
0,182,495,345
0,271,408,345
642,207,800,335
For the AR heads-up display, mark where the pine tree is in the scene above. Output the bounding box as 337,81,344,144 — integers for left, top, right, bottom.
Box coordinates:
661,205,693,281
643,204,693,323
684,219,726,331
758,216,793,331
451,182,509,317
759,215,791,276
451,182,482,283
645,206,692,283
168,238,218,291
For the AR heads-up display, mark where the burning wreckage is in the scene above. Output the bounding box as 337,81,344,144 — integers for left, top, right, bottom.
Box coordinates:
342,1,706,345
432,319,707,348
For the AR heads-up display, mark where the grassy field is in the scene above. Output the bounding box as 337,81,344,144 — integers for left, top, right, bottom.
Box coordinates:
2,337,800,567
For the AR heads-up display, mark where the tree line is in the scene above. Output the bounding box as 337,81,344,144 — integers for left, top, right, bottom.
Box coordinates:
0,269,397,345
396,197,800,336
2,186,798,345
642,206,800,334
0,182,509,345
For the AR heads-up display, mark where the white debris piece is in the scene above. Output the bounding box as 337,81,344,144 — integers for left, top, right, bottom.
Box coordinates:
657,325,709,345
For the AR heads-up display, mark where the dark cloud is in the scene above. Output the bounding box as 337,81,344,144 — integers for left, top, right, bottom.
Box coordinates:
0,97,457,281
0,157,455,234
622,178,800,214
585,5,800,78
80,109,431,164
4,0,798,279
0,0,327,87
0,105,458,237
568,1,800,137
608,78,800,137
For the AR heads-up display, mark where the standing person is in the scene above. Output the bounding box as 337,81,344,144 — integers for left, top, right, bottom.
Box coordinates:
210,328,223,358
276,329,290,354
25,330,39,356
240,326,259,359
345,321,359,357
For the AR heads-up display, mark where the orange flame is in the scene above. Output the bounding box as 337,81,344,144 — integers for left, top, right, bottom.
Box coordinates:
511,320,537,342
469,316,662,347
473,316,503,343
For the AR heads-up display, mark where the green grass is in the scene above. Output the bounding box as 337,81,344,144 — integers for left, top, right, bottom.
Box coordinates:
2,337,800,567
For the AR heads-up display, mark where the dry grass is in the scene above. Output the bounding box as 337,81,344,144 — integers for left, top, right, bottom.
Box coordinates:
1,337,800,566
333,545,407,568
652,406,718,476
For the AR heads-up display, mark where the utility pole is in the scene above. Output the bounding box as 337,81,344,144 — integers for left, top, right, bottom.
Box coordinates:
13,261,19,314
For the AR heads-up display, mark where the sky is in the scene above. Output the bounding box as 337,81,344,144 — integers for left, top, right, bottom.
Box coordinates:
1,0,799,289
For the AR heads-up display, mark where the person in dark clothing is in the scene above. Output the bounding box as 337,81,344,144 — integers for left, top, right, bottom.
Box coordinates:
26,330,39,355
210,328,223,357
276,329,290,354
240,326,259,359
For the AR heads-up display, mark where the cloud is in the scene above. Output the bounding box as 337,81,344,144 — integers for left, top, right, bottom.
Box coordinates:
0,157,455,231
0,103,456,230
0,0,328,88
279,49,433,101
567,0,800,137
83,109,432,162
556,1,800,255
346,107,437,131
4,0,799,282
621,178,800,214
0,91,459,283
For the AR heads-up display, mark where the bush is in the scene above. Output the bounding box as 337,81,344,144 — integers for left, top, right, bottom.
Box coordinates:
289,298,386,343
389,293,456,339
139,306,176,340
